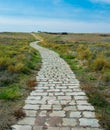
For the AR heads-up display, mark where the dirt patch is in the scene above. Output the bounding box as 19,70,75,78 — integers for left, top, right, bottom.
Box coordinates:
0,100,24,130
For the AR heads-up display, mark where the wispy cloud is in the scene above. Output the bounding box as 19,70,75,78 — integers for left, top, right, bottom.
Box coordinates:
0,16,110,33
90,0,110,4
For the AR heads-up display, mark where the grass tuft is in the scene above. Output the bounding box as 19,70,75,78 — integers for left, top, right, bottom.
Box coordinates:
0,85,22,100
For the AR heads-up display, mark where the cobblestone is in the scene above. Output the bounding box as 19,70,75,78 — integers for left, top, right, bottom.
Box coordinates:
71,128,103,130
62,118,77,126
11,41,103,130
12,125,32,130
50,111,65,117
23,104,40,110
40,105,51,110
82,111,96,118
53,105,62,110
77,105,95,111
39,111,47,117
64,106,77,111
79,118,100,127
25,110,37,117
70,111,81,118
17,117,36,125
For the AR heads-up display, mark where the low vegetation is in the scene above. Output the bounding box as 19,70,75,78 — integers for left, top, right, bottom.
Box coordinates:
37,32,110,130
0,32,41,129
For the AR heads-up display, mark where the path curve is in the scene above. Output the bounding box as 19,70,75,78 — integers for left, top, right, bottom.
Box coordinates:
12,41,103,130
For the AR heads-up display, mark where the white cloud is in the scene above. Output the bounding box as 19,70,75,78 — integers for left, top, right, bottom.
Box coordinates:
90,0,110,4
0,16,110,33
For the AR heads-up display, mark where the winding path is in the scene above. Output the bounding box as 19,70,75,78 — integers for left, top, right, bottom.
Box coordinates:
12,41,103,130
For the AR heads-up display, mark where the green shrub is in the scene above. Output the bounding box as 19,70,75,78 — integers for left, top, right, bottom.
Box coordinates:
87,74,96,80
0,86,21,100
88,90,108,107
77,45,92,60
62,54,75,59
14,63,24,72
0,57,11,70
102,70,110,82
93,57,109,71
8,65,15,73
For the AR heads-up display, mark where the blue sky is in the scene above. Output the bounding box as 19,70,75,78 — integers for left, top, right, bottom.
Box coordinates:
0,0,110,32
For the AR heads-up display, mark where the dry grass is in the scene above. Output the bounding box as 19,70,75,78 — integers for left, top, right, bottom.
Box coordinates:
13,109,26,119
0,32,41,129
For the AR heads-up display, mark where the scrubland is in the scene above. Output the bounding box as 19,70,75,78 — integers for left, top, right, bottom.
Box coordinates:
37,32,110,130
0,32,41,130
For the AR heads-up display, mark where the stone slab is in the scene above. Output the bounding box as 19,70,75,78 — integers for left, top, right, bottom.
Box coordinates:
25,110,37,117
62,118,77,126
50,111,65,117
64,106,77,111
77,105,95,111
71,128,103,130
17,117,36,125
23,104,39,110
70,111,81,118
79,118,100,127
82,111,96,118
12,125,32,130
40,105,51,110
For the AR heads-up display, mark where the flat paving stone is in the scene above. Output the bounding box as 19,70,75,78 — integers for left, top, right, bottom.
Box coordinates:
58,96,71,100
40,105,51,110
12,125,32,130
64,106,77,111
77,105,95,111
25,100,45,104
48,100,60,105
82,111,96,118
33,126,42,130
62,118,77,126
74,96,88,100
79,118,100,127
71,128,103,130
33,126,70,130
68,100,76,105
66,92,86,96
60,100,70,105
53,105,62,110
27,96,41,100
48,127,70,130
76,100,90,105
25,110,37,117
50,111,65,117
39,111,47,117
70,111,81,118
30,92,48,96
55,92,64,96
17,117,36,125
23,104,39,110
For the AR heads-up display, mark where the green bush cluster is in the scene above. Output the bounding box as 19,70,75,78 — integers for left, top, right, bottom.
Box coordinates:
0,85,21,100
92,57,109,71
0,32,41,94
77,45,92,60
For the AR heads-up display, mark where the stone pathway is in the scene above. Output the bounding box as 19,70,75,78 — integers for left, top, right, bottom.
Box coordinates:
12,41,103,130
